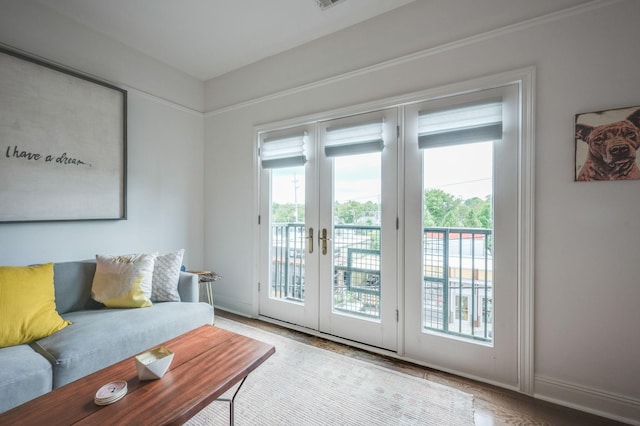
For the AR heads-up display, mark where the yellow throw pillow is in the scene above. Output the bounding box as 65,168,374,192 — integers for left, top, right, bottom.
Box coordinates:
0,263,71,348
91,253,157,308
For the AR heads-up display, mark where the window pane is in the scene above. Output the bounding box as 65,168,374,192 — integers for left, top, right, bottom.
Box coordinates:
332,152,381,319
422,141,494,342
270,166,305,302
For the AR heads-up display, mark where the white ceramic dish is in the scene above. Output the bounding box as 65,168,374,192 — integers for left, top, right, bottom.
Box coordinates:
95,380,128,405
135,346,174,381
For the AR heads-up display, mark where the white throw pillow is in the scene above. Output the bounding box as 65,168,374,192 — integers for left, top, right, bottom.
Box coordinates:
151,249,185,302
91,253,157,308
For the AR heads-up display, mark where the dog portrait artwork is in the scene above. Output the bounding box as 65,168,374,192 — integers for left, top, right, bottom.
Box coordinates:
575,106,640,181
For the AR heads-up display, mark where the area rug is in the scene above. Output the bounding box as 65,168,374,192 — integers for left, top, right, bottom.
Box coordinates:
186,317,474,426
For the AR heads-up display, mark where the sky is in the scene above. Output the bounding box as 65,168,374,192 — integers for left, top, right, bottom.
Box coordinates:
423,141,493,200
271,141,493,205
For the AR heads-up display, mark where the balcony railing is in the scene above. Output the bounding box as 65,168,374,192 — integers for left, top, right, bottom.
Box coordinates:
422,228,493,342
271,223,493,342
271,223,306,301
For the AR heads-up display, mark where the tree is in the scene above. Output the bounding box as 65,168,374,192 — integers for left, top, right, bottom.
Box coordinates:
423,189,491,229
272,203,304,223
478,195,492,229
424,189,455,224
423,208,436,227
334,200,379,225
273,189,491,229
423,188,463,227
441,210,460,227
463,209,482,228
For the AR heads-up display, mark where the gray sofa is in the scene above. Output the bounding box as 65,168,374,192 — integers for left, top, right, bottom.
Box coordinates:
0,259,214,414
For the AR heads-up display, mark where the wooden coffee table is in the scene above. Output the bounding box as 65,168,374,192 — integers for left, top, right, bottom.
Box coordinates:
0,325,275,425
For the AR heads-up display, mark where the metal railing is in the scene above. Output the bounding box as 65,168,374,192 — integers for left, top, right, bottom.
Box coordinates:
271,223,306,301
422,227,493,342
270,224,493,342
332,225,381,318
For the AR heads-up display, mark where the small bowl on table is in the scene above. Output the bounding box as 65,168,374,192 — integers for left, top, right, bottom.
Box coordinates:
135,346,174,381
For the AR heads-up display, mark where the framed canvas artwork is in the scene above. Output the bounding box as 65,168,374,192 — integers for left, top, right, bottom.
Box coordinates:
0,47,127,222
575,105,640,181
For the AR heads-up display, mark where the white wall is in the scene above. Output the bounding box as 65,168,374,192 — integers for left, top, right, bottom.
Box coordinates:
0,0,207,269
203,0,640,422
0,0,638,422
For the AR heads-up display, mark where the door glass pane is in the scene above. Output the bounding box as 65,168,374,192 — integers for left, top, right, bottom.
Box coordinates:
270,166,305,302
422,141,494,342
332,152,381,319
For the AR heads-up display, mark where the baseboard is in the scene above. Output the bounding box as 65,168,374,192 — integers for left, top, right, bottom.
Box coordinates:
535,375,640,425
212,298,254,318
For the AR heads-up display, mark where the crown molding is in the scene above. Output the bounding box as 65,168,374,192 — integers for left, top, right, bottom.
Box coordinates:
204,0,622,117
0,42,204,117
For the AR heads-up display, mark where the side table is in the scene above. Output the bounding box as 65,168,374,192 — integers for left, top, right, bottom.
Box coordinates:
187,270,221,305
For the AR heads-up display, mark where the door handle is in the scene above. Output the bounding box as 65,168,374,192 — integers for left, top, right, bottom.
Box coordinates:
306,227,314,254
319,228,332,255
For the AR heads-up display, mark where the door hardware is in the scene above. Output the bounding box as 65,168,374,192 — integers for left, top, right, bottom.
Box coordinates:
319,228,332,255
306,227,314,254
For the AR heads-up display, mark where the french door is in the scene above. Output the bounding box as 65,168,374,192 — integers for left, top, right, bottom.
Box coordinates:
403,85,520,386
258,124,319,330
259,109,398,350
257,72,531,390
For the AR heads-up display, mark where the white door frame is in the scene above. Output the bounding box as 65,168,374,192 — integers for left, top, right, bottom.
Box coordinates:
254,66,535,394
394,68,535,393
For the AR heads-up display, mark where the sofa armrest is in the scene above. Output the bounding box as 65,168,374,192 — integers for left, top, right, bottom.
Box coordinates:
177,271,200,303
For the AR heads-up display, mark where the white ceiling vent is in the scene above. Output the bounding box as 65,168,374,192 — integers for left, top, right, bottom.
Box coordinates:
315,0,346,10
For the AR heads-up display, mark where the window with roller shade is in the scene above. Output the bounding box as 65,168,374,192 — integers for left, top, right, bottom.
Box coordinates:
260,132,307,169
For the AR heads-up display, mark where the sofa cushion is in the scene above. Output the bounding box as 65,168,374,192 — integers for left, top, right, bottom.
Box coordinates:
0,344,52,413
53,260,97,314
32,302,214,388
0,263,71,348
151,249,184,302
91,253,157,308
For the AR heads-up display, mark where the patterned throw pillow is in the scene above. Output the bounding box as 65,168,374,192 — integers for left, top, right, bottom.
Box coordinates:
91,253,157,308
151,249,185,302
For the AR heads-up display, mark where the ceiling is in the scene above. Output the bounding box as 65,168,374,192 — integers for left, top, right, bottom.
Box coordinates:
33,0,415,81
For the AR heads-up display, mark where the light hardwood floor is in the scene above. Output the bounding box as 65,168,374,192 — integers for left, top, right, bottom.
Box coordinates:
216,310,627,426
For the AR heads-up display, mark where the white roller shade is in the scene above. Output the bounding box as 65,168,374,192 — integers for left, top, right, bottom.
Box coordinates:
418,102,502,149
324,120,384,157
261,133,307,169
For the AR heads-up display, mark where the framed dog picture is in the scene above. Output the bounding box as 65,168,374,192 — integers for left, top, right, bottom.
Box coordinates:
575,105,640,181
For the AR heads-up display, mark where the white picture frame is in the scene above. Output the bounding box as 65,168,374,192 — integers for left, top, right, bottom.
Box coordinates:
0,47,127,222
